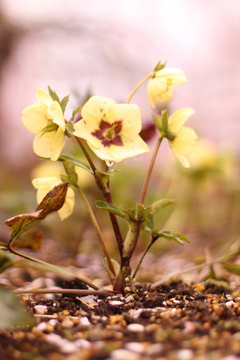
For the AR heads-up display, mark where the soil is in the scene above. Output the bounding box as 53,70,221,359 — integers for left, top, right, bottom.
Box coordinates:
1,279,240,360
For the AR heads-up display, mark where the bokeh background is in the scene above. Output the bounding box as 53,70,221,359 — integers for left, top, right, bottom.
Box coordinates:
0,0,240,284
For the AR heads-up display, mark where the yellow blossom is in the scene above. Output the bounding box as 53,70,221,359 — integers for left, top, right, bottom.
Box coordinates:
168,108,197,168
73,96,149,163
32,177,75,220
147,68,187,107
21,89,66,161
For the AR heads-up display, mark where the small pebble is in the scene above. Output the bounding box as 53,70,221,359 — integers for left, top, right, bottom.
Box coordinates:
127,323,144,332
34,305,48,314
125,342,145,353
79,316,91,326
109,300,124,306
61,318,74,328
177,349,194,360
111,349,140,360
225,300,235,307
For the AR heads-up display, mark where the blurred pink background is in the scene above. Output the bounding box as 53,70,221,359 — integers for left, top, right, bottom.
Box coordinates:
0,0,240,169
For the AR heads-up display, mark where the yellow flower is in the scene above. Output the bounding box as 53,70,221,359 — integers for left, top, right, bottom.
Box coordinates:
21,89,66,161
147,68,187,107
73,96,149,163
32,177,75,220
168,108,197,168
31,161,94,188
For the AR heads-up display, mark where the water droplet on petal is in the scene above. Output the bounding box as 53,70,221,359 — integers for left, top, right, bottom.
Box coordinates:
106,160,114,167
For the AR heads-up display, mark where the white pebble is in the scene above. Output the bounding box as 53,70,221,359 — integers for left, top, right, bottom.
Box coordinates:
79,316,90,326
127,323,144,332
125,342,145,353
34,305,48,314
109,300,124,306
111,349,140,360
177,349,193,360
35,322,47,331
225,300,235,307
46,333,77,353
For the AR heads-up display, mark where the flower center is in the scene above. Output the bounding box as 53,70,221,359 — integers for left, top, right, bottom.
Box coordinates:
92,120,123,147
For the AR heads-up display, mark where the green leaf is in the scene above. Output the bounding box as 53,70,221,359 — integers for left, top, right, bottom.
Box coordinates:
59,155,93,174
0,251,15,273
71,106,81,121
144,214,155,231
161,110,169,132
48,86,60,103
5,183,68,241
135,203,150,221
223,262,240,276
95,169,119,193
95,200,126,218
63,161,78,186
153,60,166,72
147,198,175,216
153,230,190,245
0,285,35,329
65,121,74,137
60,95,70,114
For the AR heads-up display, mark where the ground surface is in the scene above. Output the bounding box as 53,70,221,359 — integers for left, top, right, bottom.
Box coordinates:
1,279,240,360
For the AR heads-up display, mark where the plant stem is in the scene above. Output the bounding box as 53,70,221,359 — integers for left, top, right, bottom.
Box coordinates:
74,136,96,172
125,73,152,104
104,182,123,257
75,184,116,277
132,240,153,279
7,242,99,290
14,288,113,296
75,136,123,256
139,135,164,204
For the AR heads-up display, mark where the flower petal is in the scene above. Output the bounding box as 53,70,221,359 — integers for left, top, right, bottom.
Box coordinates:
21,103,48,134
155,68,187,86
89,135,149,162
47,101,65,131
81,96,115,131
168,108,195,133
50,127,65,160
169,127,197,168
147,78,173,106
107,104,142,135
36,88,54,106
73,120,101,147
58,187,75,220
33,128,65,161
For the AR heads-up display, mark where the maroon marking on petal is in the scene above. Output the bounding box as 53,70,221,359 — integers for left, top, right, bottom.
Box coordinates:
91,119,124,147
111,135,123,146
113,120,122,134
99,120,112,131
102,138,111,146
92,129,105,140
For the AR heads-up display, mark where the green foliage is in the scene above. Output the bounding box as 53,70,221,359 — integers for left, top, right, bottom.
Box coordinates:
0,251,15,273
152,231,190,245
95,200,126,218
59,155,93,174
0,285,35,329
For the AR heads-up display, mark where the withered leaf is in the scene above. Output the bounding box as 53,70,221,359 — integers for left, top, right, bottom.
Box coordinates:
36,182,68,219
12,230,43,250
5,183,68,241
